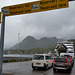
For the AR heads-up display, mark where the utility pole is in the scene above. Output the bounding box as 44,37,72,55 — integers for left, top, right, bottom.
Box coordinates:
0,8,5,75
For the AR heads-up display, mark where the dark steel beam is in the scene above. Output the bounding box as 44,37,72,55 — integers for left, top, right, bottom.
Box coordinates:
69,0,75,1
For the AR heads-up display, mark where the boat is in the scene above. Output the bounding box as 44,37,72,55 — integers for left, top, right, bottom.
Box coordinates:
54,41,74,58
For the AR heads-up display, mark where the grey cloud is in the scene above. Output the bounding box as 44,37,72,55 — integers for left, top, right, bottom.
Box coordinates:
0,1,75,48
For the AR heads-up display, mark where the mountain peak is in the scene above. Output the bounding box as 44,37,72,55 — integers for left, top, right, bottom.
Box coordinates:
11,36,62,50
25,35,36,40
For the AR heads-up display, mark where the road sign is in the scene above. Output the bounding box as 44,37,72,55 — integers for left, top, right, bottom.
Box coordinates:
32,0,69,13
0,12,1,23
3,2,32,16
3,0,69,16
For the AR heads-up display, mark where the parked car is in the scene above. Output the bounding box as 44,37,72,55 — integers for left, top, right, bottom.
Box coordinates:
32,54,53,70
64,55,74,67
51,57,56,66
53,57,72,72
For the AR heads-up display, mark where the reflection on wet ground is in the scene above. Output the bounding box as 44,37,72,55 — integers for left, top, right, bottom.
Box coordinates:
3,60,75,75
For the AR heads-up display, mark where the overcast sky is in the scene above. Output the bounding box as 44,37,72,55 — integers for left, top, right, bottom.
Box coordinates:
0,0,75,49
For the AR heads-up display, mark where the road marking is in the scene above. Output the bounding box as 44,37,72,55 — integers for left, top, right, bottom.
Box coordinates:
41,69,50,75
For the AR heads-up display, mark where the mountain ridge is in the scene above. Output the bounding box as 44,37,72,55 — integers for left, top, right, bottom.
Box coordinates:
11,36,63,50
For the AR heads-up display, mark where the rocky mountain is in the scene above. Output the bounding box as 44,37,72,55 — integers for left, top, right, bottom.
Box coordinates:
11,36,62,50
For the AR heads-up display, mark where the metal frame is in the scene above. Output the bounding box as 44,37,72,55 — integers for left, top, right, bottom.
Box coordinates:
0,0,75,75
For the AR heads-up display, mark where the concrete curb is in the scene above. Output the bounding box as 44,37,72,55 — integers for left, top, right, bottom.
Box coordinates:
2,72,13,75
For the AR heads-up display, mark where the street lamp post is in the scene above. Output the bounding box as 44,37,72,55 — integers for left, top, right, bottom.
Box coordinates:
18,33,22,61
18,33,20,48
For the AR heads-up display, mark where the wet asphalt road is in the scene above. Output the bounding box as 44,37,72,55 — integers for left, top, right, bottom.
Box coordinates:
2,60,75,75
